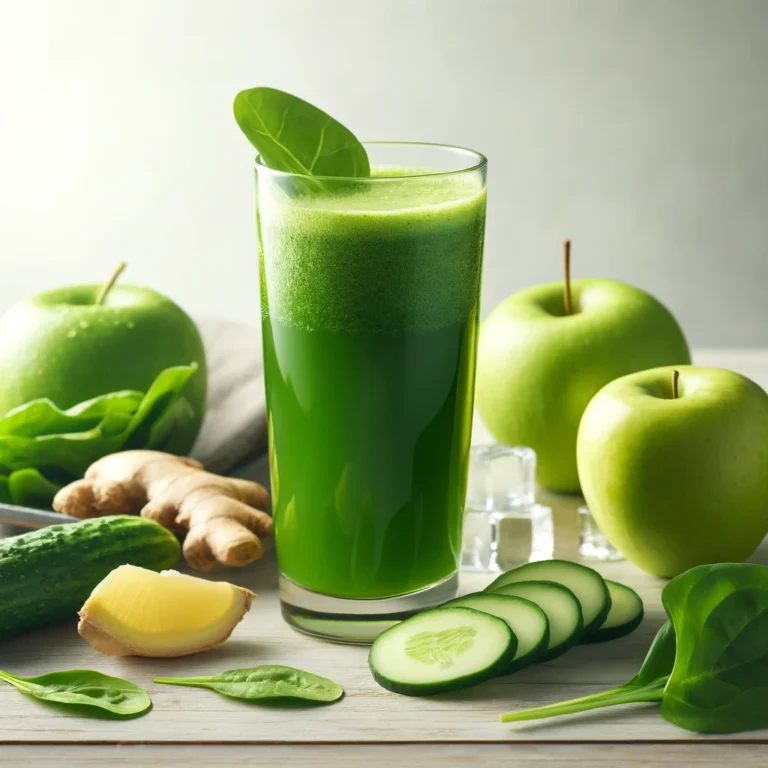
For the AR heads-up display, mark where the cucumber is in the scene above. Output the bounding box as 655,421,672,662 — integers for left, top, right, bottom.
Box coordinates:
583,580,644,643
369,606,516,696
444,593,549,674
490,581,583,661
0,516,181,637
486,559,611,636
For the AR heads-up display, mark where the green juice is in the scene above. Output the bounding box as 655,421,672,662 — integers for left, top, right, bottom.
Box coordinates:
259,167,486,600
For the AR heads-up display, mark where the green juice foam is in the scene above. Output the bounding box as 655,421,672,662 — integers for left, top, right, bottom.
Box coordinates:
257,165,487,333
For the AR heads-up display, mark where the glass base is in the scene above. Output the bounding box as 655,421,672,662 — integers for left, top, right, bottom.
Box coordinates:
279,570,460,644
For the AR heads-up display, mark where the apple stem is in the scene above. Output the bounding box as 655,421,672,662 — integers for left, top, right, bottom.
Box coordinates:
96,262,127,306
563,239,573,315
673,369,680,399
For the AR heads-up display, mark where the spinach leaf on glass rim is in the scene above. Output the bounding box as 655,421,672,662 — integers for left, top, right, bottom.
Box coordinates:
233,87,369,178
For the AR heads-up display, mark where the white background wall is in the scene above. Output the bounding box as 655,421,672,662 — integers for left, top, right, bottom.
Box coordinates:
1,0,766,346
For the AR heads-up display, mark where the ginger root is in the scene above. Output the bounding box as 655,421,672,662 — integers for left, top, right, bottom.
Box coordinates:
78,565,253,657
53,450,272,571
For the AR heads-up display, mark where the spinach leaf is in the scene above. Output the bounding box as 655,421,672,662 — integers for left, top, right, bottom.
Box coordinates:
628,620,677,686
0,390,141,438
122,365,199,449
145,396,197,454
0,669,151,718
499,622,674,723
660,563,768,733
233,87,369,178
0,364,198,507
6,468,62,508
501,563,768,734
155,665,343,704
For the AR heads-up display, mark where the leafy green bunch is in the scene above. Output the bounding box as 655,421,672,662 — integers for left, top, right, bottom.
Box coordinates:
0,364,199,508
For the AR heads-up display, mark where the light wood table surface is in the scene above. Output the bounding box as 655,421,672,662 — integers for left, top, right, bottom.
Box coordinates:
2,349,767,766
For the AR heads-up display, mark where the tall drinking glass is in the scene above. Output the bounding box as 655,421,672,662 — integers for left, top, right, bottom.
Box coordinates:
257,143,487,642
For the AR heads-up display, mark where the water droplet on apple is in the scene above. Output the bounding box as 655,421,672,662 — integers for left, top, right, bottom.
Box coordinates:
67,330,77,339
79,320,89,329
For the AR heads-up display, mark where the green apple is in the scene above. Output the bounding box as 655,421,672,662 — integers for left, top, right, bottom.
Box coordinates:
0,264,207,453
578,366,768,577
475,246,690,491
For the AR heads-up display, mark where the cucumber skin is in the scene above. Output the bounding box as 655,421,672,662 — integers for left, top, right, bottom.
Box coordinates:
490,581,585,662
486,559,612,637
369,608,517,697
581,582,645,644
583,610,643,643
533,597,583,662
0,516,181,638
502,625,550,674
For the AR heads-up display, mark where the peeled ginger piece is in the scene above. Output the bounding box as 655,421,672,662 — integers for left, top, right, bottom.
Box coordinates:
78,565,254,658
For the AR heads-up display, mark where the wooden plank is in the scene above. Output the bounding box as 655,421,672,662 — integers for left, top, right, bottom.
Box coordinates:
1,743,768,767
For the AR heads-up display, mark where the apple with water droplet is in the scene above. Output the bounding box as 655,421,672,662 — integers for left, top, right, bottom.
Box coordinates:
0,263,207,452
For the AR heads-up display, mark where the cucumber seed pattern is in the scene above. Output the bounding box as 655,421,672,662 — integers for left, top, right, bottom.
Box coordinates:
404,627,477,668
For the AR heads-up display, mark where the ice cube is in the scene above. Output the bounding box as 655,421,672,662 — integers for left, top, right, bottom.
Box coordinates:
462,445,550,572
578,505,624,562
466,444,536,512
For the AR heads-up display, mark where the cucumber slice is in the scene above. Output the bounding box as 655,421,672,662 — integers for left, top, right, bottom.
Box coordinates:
485,559,611,636
369,607,516,696
444,593,549,674
489,581,583,661
583,580,644,643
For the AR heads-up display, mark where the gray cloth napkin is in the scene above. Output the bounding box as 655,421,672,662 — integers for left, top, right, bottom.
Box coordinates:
191,317,269,480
